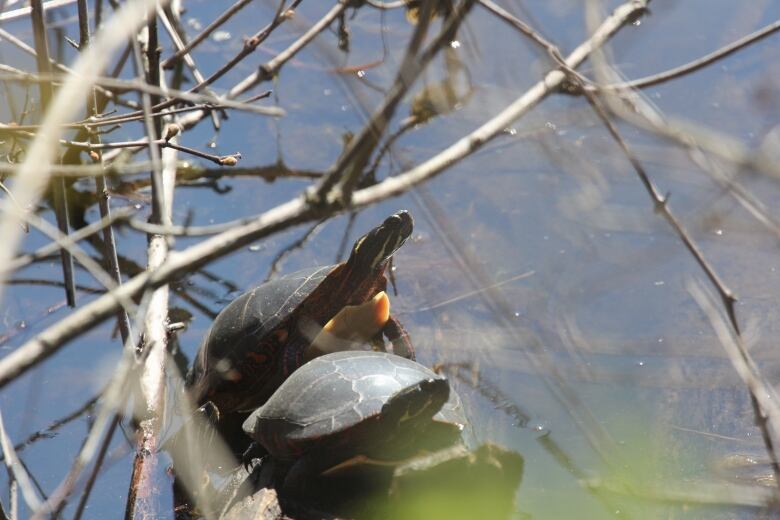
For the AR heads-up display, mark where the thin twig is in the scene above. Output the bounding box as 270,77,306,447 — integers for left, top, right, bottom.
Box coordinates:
0,67,282,125
219,0,343,107
0,0,160,310
31,302,148,519
183,0,298,96
601,18,780,91
312,0,468,205
108,0,300,124
351,0,651,207
0,26,139,110
77,0,132,344
30,0,77,307
478,0,560,58
72,416,121,520
583,0,780,489
1,206,136,275
0,409,41,511
1,394,99,460
160,0,252,69
13,206,137,314
3,278,103,294
689,281,780,488
0,161,153,177
0,0,653,390
583,85,740,334
9,134,240,166
156,4,221,128
580,71,780,485
410,270,536,313
583,45,780,182
125,213,285,237
264,220,325,281
0,0,76,23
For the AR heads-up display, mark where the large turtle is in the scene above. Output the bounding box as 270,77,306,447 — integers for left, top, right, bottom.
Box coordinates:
187,211,416,418
242,351,468,492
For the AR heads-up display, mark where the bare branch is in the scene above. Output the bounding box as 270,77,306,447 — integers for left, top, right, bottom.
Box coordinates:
0,206,135,275
0,67,283,121
0,409,42,511
688,280,780,486
160,0,252,69
0,0,161,306
124,14,172,517
603,18,780,91
0,0,77,23
353,0,651,206
30,0,77,307
312,0,476,205
0,0,653,392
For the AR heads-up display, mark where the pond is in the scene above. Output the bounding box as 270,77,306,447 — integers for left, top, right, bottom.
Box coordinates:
1,0,779,518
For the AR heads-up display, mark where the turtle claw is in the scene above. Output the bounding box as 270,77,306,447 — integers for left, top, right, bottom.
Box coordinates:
199,401,220,423
383,316,415,360
241,442,266,471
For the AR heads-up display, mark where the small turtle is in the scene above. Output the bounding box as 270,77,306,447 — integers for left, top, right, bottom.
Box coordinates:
242,351,468,491
187,211,416,417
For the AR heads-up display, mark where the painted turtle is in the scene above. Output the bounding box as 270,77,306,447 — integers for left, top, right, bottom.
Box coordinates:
241,351,468,490
187,211,416,417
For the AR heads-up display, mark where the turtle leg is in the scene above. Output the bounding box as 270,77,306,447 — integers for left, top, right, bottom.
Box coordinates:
282,439,390,498
382,315,415,360
282,451,348,497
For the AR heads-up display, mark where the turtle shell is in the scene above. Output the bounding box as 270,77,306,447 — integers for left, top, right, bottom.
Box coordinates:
188,265,334,405
242,351,467,462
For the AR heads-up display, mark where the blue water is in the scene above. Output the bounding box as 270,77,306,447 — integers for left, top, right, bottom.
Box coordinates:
2,0,780,517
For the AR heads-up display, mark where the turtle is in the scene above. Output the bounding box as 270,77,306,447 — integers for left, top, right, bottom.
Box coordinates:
187,211,416,419
241,351,469,492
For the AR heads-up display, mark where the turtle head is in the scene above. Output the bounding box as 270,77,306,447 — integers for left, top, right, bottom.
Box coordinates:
381,377,450,427
347,211,414,272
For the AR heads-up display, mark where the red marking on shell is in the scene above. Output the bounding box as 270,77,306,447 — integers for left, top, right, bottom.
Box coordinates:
246,352,268,364
274,329,289,343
